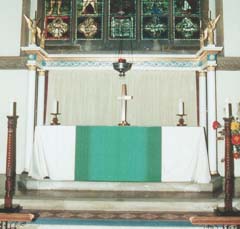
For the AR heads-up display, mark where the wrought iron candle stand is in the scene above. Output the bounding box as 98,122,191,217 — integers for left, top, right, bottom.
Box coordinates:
50,112,61,125
0,103,21,213
215,116,240,216
177,114,187,126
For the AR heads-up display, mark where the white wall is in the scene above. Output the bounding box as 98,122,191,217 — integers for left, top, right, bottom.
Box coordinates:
30,0,38,18
0,1,23,56
223,0,240,57
216,70,240,176
0,70,28,174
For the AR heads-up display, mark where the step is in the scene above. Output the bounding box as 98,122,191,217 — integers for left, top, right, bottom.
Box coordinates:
19,176,222,193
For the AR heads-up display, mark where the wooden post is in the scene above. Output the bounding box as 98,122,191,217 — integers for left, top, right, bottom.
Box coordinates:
0,102,21,213
215,116,240,216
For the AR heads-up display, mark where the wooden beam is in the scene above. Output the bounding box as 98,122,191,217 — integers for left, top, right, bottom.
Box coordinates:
190,216,240,225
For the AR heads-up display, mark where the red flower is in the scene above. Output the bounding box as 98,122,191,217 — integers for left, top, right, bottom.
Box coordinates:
233,152,240,159
232,134,240,145
212,121,221,130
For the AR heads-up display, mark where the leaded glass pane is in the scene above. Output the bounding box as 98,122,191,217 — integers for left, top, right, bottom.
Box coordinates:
76,0,104,40
141,0,169,40
174,0,200,40
45,0,72,40
109,0,136,40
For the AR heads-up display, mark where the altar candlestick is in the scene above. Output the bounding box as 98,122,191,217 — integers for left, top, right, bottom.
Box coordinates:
117,84,133,126
178,99,184,115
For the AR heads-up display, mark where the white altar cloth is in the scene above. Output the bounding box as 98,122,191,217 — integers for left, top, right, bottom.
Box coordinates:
29,126,211,183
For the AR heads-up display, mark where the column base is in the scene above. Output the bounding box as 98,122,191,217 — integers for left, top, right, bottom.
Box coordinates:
215,207,240,216
0,204,22,213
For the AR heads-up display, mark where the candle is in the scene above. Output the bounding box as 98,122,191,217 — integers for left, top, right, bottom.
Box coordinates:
200,20,202,29
9,102,17,116
53,100,59,114
178,99,184,115
225,99,232,118
209,10,211,19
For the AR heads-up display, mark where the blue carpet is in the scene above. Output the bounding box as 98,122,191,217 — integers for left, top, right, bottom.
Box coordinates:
32,218,196,227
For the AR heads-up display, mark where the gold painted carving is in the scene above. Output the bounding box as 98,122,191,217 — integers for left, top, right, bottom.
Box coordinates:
207,66,216,71
27,64,37,71
47,17,68,38
78,18,98,38
24,14,40,45
204,14,221,46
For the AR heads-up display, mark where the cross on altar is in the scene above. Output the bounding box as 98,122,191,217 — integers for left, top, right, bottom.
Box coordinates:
117,84,133,126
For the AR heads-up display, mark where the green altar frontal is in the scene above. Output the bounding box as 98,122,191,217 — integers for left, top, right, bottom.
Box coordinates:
75,126,162,182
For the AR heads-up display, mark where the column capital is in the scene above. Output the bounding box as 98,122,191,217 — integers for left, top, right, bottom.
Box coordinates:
199,70,207,77
207,65,216,71
37,69,46,76
26,64,37,71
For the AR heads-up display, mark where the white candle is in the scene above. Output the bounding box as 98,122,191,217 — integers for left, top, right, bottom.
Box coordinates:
9,102,17,116
178,99,184,115
53,100,59,113
225,99,232,118
225,103,231,118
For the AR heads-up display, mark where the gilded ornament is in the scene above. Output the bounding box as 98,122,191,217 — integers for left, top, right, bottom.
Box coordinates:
24,14,40,45
78,18,98,38
37,27,46,49
47,17,68,38
203,14,220,46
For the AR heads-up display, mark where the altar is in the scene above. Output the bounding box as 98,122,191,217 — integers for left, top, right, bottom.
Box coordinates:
29,126,211,183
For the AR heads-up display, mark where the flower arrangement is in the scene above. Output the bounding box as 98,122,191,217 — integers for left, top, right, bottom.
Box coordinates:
231,118,240,159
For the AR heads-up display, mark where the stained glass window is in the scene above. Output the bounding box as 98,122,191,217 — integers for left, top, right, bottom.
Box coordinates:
42,0,202,50
109,0,136,39
174,0,200,40
76,0,104,40
141,0,169,40
45,0,72,40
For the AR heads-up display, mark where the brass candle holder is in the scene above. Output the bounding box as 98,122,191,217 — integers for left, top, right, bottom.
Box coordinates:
50,112,61,125
177,114,187,126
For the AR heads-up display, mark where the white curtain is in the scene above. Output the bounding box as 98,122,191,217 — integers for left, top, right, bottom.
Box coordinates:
46,69,197,126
